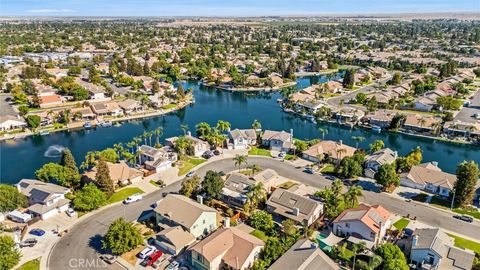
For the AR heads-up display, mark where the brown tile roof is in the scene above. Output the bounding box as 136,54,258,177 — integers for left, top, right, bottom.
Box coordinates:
403,162,457,188
302,140,356,160
333,204,391,234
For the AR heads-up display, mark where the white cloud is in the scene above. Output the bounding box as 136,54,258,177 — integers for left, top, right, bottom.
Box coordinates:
26,9,75,13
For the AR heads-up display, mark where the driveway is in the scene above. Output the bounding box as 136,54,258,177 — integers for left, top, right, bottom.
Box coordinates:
48,156,480,270
454,89,480,123
0,93,17,117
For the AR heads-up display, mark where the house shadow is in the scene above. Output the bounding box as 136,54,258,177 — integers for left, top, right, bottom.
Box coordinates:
397,191,419,199
356,180,381,193
88,234,105,254
137,209,155,223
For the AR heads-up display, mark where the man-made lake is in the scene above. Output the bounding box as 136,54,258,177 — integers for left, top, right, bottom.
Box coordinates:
1,75,479,184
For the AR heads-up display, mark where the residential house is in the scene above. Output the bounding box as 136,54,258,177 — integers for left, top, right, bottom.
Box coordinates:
166,133,211,157
411,90,445,112
70,107,96,121
228,129,257,149
443,120,480,141
261,129,294,153
268,239,339,270
266,188,323,226
322,80,343,93
251,169,280,193
148,93,170,109
408,228,474,270
153,194,217,239
332,204,391,247
83,161,143,186
90,101,123,117
118,99,143,115
154,225,196,255
16,179,70,220
39,94,63,108
0,115,26,131
189,227,264,270
366,110,396,128
367,66,389,79
77,80,107,100
222,173,255,208
400,162,456,197
302,140,356,163
402,114,442,135
139,145,177,172
364,148,397,178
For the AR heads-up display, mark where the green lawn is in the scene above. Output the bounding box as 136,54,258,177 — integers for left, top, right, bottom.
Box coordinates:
320,164,335,174
250,229,269,241
177,157,206,176
447,233,480,253
248,146,271,157
277,181,297,190
162,104,177,110
108,187,144,204
392,218,410,231
17,259,40,270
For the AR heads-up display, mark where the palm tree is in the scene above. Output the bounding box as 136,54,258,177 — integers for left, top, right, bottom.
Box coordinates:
148,131,153,146
247,164,261,175
343,185,363,208
233,154,248,170
336,148,347,163
252,119,262,131
417,117,427,129
196,122,211,138
246,183,267,210
180,124,189,135
126,142,135,154
142,131,149,145
154,127,163,147
318,127,328,140
351,136,365,149
216,120,231,133
113,143,124,156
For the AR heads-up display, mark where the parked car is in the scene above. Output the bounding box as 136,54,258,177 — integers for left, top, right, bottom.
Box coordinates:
152,255,168,268
99,255,116,264
66,208,77,217
137,246,156,259
186,171,195,177
19,238,38,248
213,149,220,155
278,152,285,158
140,250,163,267
29,229,46,237
166,261,180,270
453,214,473,223
303,167,314,174
123,194,143,204
202,151,214,159
325,175,336,180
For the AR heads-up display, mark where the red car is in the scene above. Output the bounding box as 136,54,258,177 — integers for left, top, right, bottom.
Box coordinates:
141,250,163,267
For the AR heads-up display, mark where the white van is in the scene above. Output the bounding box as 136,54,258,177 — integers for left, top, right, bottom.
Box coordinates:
137,246,156,259
123,194,143,204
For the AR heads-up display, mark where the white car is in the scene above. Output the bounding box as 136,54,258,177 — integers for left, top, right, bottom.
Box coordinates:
123,194,143,204
66,208,77,217
137,246,156,259
166,261,180,270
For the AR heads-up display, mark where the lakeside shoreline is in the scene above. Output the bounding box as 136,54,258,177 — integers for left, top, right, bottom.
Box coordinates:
201,81,297,92
0,99,193,143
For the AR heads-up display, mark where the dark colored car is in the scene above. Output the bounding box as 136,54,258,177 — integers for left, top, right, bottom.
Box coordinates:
19,238,38,248
213,149,220,155
99,255,116,264
303,167,314,174
453,215,473,223
29,229,46,237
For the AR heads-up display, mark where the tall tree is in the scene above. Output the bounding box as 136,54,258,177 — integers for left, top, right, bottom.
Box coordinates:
375,243,409,270
375,163,400,190
454,161,479,208
60,148,79,174
102,217,143,255
369,140,385,153
73,183,107,211
343,185,363,208
0,184,28,212
179,175,200,198
96,160,114,197
202,170,224,199
233,154,248,170
0,235,21,270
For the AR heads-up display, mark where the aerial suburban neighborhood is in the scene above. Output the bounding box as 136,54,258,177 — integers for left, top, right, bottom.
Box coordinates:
0,2,480,270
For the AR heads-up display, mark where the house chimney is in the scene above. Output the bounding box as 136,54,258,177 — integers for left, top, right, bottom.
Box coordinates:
432,161,438,167
339,140,343,146
412,235,418,247
187,131,192,137
196,195,203,205
290,129,294,142
292,207,299,216
224,217,230,228
310,242,317,249
393,151,398,158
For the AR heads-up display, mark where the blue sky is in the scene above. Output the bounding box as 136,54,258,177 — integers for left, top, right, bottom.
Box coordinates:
1,0,479,16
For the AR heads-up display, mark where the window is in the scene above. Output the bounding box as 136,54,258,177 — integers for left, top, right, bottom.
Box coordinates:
203,219,205,224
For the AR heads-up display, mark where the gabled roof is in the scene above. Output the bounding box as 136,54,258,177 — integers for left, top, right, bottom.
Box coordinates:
365,148,397,165
17,179,69,202
302,140,356,160
268,239,338,270
189,227,264,269
229,129,257,140
224,173,255,194
402,162,457,188
266,188,322,224
156,225,196,251
262,130,291,142
154,194,216,228
333,204,391,234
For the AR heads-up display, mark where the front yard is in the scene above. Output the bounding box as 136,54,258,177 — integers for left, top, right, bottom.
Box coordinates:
177,156,206,176
248,146,271,157
447,233,480,254
108,187,145,204
392,218,410,231
17,259,40,270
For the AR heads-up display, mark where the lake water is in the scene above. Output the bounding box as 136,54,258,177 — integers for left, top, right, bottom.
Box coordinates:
1,74,479,184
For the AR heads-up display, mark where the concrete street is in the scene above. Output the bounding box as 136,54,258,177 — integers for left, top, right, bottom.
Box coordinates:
48,157,480,270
